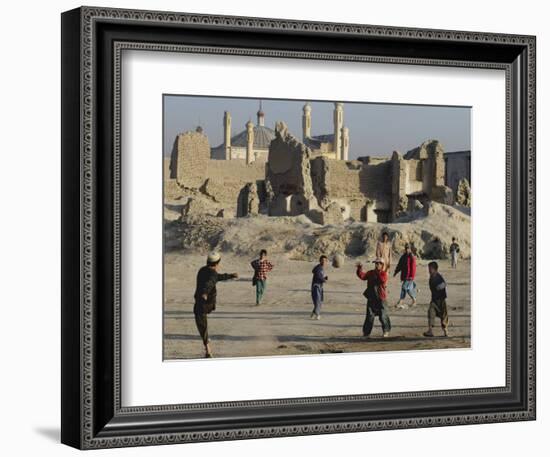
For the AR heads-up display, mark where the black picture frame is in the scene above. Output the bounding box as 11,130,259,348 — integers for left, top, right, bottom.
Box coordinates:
61,6,536,449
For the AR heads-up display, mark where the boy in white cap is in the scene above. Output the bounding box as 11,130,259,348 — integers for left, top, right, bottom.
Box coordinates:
356,258,391,338
193,252,238,358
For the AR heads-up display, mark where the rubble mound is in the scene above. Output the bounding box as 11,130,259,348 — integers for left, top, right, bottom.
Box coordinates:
165,202,470,261
456,178,472,207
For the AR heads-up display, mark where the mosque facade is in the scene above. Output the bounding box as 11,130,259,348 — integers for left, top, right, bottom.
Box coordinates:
210,101,350,163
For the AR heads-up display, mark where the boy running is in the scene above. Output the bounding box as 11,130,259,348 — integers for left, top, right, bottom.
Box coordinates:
393,243,417,307
250,249,274,306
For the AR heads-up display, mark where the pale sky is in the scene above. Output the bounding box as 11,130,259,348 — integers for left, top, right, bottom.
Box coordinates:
163,95,471,159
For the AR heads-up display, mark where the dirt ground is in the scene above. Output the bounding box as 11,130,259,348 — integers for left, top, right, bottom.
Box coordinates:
163,253,470,360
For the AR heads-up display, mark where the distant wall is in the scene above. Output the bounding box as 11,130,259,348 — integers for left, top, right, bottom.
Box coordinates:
445,151,471,192
327,161,362,199
164,158,182,201
212,146,269,162
359,161,393,202
405,159,424,194
204,160,265,215
169,131,210,188
164,156,265,215
326,159,393,220
207,159,265,183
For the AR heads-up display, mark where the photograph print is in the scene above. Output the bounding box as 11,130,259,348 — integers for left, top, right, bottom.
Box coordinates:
163,95,472,360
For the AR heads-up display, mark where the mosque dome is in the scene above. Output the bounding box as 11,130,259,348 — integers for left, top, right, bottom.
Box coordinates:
229,125,275,150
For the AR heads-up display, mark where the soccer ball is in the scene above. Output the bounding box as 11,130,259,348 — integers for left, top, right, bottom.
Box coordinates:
332,253,344,268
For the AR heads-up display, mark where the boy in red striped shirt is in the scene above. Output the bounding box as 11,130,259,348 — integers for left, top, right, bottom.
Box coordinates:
250,249,274,306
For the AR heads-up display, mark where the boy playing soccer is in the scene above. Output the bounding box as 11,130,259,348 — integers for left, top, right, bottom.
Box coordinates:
423,261,449,337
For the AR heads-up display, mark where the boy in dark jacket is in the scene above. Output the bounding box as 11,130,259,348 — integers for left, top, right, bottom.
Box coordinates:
193,252,238,357
356,258,391,338
310,255,329,319
423,261,449,337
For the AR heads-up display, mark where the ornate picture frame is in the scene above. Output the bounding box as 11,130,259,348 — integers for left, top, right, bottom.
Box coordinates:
61,6,536,449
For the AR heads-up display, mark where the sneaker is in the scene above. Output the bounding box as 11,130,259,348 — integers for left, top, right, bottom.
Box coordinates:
315,314,321,320
423,330,434,337
205,352,213,358
383,331,390,338
362,334,371,339
310,312,316,319
443,328,449,337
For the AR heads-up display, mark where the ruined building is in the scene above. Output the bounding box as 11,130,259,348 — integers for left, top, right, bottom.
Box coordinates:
167,121,456,224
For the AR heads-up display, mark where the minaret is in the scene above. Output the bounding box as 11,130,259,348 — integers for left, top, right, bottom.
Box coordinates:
257,100,265,127
223,111,232,160
333,102,344,159
302,102,311,141
341,126,349,161
246,120,254,164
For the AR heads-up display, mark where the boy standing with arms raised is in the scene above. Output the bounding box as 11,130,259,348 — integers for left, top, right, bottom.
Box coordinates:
356,258,391,338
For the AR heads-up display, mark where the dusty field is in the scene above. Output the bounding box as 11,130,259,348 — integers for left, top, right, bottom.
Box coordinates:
164,253,470,359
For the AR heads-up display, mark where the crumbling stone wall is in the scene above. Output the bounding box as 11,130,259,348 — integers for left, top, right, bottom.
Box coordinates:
164,127,457,225
197,160,264,217
325,161,365,221
310,158,394,222
164,158,183,201
406,159,424,193
403,139,454,206
324,159,393,221
391,151,409,220
359,161,393,202
164,150,264,216
265,122,319,216
310,156,331,210
169,130,210,188
236,182,260,217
